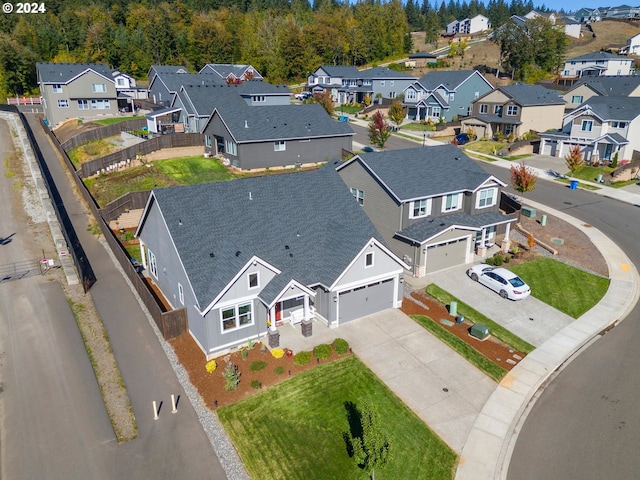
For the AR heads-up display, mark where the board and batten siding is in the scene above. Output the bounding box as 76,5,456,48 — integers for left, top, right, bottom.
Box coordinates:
333,243,401,290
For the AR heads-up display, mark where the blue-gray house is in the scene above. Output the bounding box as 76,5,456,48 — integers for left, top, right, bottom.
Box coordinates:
403,70,494,122
135,165,406,358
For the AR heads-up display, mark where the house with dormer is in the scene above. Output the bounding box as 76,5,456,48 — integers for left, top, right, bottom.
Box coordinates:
560,51,635,81
135,165,406,358
403,70,494,123
562,76,640,112
336,145,516,277
307,66,415,104
540,96,640,163
199,64,262,83
461,83,565,139
37,62,146,128
147,72,225,107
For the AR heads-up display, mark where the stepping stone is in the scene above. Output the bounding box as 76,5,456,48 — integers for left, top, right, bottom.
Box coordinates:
512,354,522,360
440,319,455,326
506,359,517,365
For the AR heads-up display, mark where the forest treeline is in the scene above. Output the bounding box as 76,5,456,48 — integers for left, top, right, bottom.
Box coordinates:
0,0,545,97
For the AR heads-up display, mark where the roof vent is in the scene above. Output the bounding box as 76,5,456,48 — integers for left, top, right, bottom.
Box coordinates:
178,219,183,226
235,250,241,257
285,245,290,250
289,253,293,257
210,252,215,258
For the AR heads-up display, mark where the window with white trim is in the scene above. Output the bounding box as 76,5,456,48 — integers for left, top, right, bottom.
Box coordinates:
221,302,253,332
480,104,488,114
571,95,583,104
449,92,455,101
248,272,259,289
410,198,431,218
390,80,395,86
494,105,503,115
611,121,627,128
91,99,110,110
581,119,593,132
406,89,416,100
205,135,212,147
350,188,364,206
178,282,184,305
52,84,62,93
432,106,441,117
148,250,158,278
476,188,497,208
380,80,385,86
57,99,69,108
274,140,286,151
116,78,126,87
506,105,518,116
252,95,266,103
365,252,374,267
92,83,107,93
225,140,237,155
442,193,463,212
78,99,89,110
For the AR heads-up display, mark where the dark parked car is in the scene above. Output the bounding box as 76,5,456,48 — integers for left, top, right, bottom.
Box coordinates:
453,133,470,145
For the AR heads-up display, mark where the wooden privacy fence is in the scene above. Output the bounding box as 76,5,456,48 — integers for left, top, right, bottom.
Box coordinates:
39,118,188,339
101,191,151,223
80,133,204,178
60,118,147,151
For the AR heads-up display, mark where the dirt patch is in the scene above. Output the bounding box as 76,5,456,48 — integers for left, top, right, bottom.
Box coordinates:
53,119,102,144
402,291,525,371
169,333,351,409
142,146,204,162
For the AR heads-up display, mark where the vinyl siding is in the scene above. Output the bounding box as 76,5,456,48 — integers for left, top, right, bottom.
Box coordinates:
519,104,564,133
333,243,402,289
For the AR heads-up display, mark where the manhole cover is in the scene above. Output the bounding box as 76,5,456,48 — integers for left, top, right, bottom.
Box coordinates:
551,237,565,244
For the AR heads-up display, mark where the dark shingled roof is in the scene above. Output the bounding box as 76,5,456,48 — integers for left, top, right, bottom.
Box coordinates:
352,145,498,201
201,64,261,79
500,83,565,106
409,51,438,59
579,95,640,121
573,76,640,97
568,51,631,62
316,65,360,77
358,67,414,79
150,65,187,75
37,62,116,83
397,211,514,244
416,70,478,91
149,164,384,307
153,72,225,95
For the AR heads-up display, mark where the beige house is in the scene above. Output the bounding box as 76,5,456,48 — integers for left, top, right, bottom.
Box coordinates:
562,76,640,112
461,83,565,139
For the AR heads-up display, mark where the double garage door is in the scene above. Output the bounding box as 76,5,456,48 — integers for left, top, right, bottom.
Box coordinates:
425,236,470,274
338,278,395,324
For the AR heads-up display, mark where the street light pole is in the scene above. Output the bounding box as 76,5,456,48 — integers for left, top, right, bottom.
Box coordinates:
423,131,426,147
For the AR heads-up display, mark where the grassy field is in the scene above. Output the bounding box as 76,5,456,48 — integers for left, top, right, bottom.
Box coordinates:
510,258,610,319
411,314,507,381
90,116,145,126
68,138,117,168
218,356,458,480
84,155,239,206
426,284,535,354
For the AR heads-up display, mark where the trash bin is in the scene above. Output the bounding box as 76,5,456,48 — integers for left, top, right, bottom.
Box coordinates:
569,179,579,190
596,174,603,183
470,324,490,340
540,214,547,227
456,315,464,324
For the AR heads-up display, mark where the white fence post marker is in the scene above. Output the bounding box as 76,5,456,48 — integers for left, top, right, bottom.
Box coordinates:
153,401,159,420
171,394,177,414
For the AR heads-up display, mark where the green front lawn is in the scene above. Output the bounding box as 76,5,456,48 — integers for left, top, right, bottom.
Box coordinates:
218,356,457,480
509,258,610,319
426,284,535,354
567,165,613,182
464,140,507,155
338,105,362,114
401,122,437,132
90,116,145,126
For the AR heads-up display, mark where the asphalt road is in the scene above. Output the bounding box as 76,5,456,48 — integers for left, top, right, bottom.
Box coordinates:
478,164,640,480
0,112,228,479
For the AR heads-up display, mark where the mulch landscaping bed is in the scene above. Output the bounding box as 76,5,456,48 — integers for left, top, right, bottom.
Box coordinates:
402,291,525,371
169,333,351,409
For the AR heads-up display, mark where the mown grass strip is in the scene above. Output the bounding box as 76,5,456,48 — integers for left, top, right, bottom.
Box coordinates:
410,314,507,382
218,356,457,480
426,284,535,354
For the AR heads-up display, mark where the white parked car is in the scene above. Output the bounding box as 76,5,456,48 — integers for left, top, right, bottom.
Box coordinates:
466,264,531,300
294,92,312,101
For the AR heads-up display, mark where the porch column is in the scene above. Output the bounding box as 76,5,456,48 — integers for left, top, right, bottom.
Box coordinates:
477,228,487,257
269,305,277,332
303,295,310,321
501,222,511,253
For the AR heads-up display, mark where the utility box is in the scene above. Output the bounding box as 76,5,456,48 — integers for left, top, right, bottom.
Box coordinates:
521,206,536,218
470,324,490,340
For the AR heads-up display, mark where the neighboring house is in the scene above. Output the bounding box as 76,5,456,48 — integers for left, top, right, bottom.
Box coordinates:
562,76,640,111
620,32,640,55
403,70,494,122
572,7,603,23
558,17,582,38
461,83,565,139
560,51,635,79
602,4,640,20
199,64,263,82
135,165,406,358
171,81,291,133
405,52,439,68
147,72,224,107
147,65,188,87
37,62,146,129
540,96,640,163
336,145,516,277
307,66,415,104
203,101,354,170
446,14,491,35
524,10,556,23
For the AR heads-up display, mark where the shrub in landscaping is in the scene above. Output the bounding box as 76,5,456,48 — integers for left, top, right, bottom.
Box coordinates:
314,344,332,360
274,366,285,375
271,348,285,359
241,348,249,361
250,360,267,372
504,255,511,263
485,256,495,266
294,351,312,366
333,338,349,354
493,254,503,266
251,380,261,390
205,359,217,373
223,362,240,391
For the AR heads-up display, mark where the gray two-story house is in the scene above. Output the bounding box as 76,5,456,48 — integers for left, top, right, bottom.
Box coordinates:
147,71,224,107
403,70,494,122
307,66,415,104
135,164,406,359
336,145,516,277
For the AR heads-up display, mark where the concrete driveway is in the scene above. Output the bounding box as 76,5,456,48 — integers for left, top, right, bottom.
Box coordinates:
416,265,575,347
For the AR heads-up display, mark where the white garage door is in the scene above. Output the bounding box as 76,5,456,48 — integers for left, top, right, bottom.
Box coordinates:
338,278,395,324
425,237,469,273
